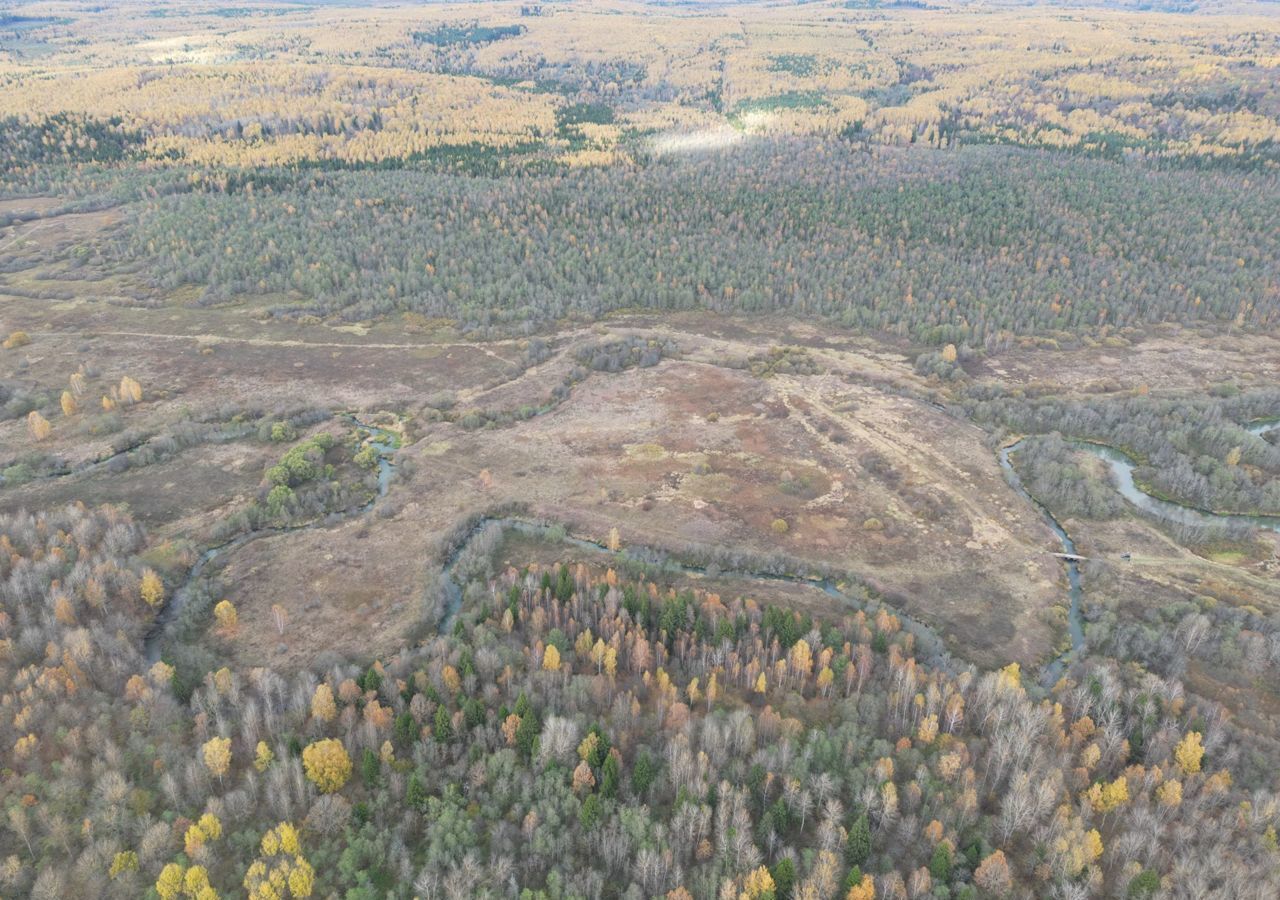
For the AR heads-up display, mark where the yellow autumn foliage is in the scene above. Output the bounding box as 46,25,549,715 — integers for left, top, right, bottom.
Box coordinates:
302,738,351,793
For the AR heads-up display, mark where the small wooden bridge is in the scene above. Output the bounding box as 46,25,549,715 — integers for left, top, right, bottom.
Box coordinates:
1050,552,1091,562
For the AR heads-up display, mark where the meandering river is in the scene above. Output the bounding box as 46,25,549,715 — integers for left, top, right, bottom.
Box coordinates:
1000,417,1280,685
149,411,1278,686
1077,421,1280,536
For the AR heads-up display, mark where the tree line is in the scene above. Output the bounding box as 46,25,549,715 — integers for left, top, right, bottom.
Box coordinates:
109,140,1280,343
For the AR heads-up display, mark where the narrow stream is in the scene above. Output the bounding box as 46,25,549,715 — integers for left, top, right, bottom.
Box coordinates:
1073,420,1280,535
1,425,265,490
1,440,144,487
143,416,398,661
999,418,1279,686
1078,443,1280,535
149,405,1275,682
998,440,1084,686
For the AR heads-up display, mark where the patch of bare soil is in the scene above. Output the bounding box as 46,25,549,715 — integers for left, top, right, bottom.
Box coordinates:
214,513,432,670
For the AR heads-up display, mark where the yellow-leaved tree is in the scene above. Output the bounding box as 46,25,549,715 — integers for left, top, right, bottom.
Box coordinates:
27,411,51,441
1175,731,1204,776
789,638,813,680
184,812,223,857
108,850,138,880
1156,778,1182,808
311,683,337,722
254,741,274,772
244,823,314,899
1085,776,1129,814
213,599,238,635
155,862,218,900
155,863,185,900
741,866,776,899
202,737,232,783
996,662,1022,693
141,569,165,607
846,872,875,900
543,644,562,672
120,375,143,405
302,738,351,793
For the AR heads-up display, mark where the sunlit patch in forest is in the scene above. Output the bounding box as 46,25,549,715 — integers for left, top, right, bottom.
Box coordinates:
650,126,746,156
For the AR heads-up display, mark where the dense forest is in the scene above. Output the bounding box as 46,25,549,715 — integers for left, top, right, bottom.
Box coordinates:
1088,562,1280,721
103,141,1280,342
1,503,1278,899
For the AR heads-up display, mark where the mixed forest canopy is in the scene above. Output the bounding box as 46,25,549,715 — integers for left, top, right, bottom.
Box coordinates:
63,141,1280,341
3,2,1280,899
964,388,1280,515
1,504,1278,899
